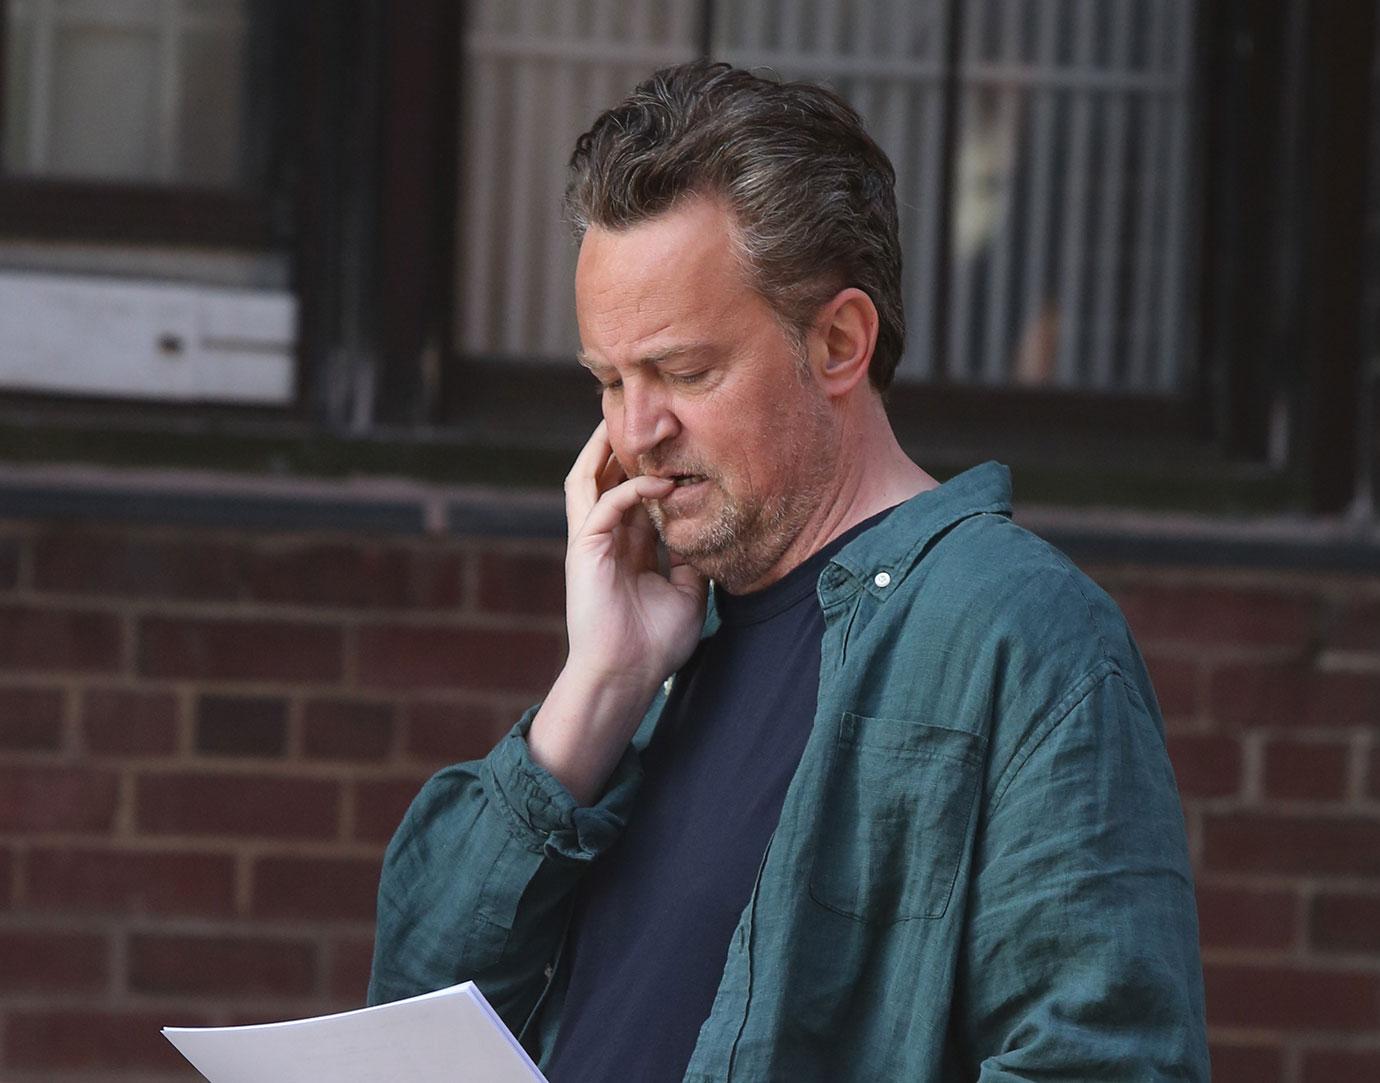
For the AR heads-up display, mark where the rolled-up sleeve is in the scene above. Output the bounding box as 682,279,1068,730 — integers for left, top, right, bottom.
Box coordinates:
368,706,643,1032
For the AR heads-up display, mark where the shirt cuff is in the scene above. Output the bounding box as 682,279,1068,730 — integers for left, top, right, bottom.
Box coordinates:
481,706,645,863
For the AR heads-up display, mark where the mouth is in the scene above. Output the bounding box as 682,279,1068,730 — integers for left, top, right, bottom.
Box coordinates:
646,473,710,513
644,471,708,488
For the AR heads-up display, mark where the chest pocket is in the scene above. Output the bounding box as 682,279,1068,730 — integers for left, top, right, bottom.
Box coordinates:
809,713,986,924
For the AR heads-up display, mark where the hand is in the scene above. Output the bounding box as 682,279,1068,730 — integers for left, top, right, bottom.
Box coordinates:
527,422,708,803
562,421,709,689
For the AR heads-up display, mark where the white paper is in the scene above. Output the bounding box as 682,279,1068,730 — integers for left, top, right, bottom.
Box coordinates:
162,981,548,1083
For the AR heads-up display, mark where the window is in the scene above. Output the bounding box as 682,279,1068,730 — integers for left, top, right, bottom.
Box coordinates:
0,0,297,406
2,0,1371,515
5,0,252,188
452,0,1198,398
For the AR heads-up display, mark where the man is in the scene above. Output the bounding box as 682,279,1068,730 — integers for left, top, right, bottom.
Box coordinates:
370,61,1208,1081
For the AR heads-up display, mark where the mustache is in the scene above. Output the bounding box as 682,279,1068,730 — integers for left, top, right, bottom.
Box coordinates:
636,453,715,479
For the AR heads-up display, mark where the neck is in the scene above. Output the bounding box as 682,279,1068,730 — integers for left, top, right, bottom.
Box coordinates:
738,394,937,593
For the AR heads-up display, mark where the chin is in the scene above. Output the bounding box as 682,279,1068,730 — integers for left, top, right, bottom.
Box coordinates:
652,517,716,560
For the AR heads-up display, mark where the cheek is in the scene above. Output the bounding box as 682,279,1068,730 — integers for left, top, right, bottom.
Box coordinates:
601,402,636,474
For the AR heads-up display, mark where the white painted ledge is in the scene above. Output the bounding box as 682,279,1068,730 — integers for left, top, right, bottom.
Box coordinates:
0,269,296,405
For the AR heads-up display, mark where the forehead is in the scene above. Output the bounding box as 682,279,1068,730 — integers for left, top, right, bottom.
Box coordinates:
574,198,758,357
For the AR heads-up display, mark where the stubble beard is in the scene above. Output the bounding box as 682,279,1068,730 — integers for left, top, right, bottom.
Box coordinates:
642,393,839,594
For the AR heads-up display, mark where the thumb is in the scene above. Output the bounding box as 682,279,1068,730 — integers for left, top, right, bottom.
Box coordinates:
668,554,709,601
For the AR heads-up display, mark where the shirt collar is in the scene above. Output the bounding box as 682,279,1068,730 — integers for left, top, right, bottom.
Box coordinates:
820,460,1013,605
702,461,1012,630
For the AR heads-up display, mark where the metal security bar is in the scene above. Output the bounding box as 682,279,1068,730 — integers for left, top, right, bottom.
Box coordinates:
715,0,952,383
454,0,699,361
951,0,1196,393
454,0,1198,397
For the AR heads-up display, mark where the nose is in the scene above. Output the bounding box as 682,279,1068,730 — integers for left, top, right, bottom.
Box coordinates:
614,380,680,462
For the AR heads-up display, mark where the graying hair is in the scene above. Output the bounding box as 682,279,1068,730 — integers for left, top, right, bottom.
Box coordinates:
564,60,905,391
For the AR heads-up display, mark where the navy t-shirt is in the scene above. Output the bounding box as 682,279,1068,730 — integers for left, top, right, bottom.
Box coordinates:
545,511,890,1082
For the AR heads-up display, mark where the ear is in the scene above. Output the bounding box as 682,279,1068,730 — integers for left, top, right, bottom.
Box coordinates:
811,287,879,399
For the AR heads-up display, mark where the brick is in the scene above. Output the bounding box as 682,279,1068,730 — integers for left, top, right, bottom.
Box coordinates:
1142,653,1198,721
0,535,19,589
1203,814,1380,877
33,532,245,600
405,699,512,763
1302,1049,1380,1083
0,605,123,673
476,550,565,616
328,935,376,1001
1203,963,1380,1030
137,773,340,839
248,543,464,609
1210,1043,1285,1083
1210,662,1302,727
358,624,562,692
0,765,119,832
1210,662,1380,729
82,687,179,755
7,1009,210,1070
1166,735,1241,798
1308,671,1380,726
252,855,380,921
195,693,289,757
1311,892,1380,953
138,616,343,682
354,779,426,843
1333,598,1380,652
1113,585,1315,649
1196,884,1297,950
302,698,394,761
129,932,316,996
1263,738,1351,800
0,685,65,751
27,847,236,916
0,929,108,991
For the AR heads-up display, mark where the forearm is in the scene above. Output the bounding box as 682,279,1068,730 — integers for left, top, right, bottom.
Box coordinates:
528,664,663,805
369,710,646,1023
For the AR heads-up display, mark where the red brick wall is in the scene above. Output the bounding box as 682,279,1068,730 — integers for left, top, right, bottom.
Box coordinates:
0,519,1376,1082
1094,571,1380,1083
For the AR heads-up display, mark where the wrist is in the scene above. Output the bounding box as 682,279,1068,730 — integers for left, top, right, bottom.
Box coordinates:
528,664,663,805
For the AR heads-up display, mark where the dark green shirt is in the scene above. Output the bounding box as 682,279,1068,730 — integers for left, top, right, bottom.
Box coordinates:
370,462,1209,1081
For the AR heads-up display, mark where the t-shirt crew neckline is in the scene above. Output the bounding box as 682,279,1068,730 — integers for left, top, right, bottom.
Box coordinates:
713,504,898,628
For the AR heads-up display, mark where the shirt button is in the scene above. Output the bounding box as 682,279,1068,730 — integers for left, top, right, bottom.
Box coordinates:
873,571,892,589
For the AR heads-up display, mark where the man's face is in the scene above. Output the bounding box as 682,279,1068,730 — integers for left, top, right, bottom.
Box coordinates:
574,197,839,592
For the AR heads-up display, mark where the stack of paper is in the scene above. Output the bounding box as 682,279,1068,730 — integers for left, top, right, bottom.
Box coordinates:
163,981,547,1082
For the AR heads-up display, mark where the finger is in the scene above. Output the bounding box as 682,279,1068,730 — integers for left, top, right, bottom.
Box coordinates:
576,475,674,543
623,492,657,548
622,496,660,571
668,553,709,599
597,452,628,495
564,421,613,531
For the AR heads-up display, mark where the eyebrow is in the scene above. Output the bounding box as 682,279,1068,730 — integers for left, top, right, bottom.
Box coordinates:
576,342,714,376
